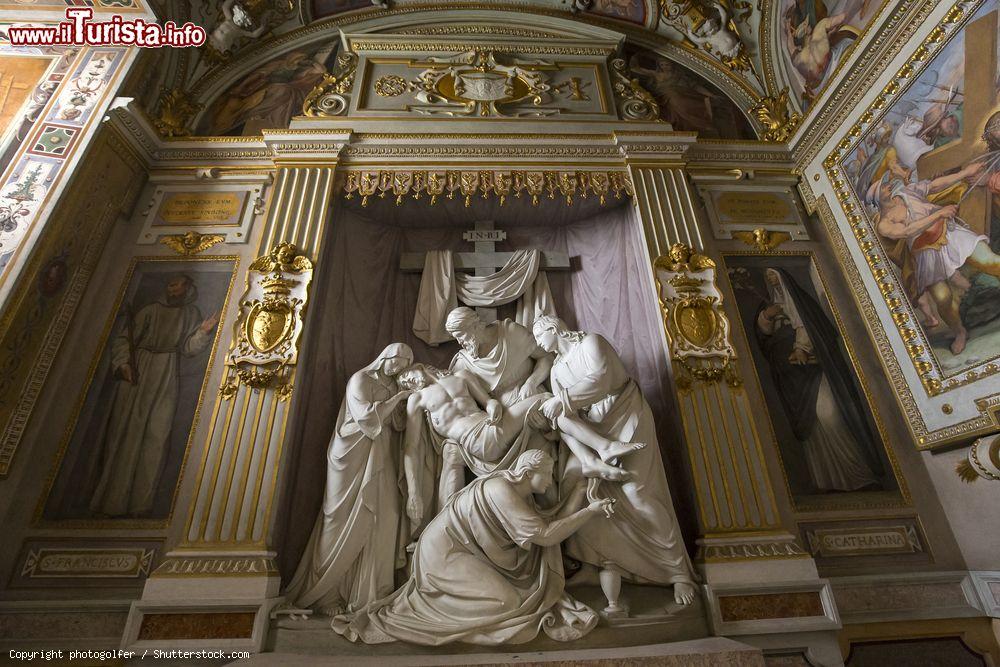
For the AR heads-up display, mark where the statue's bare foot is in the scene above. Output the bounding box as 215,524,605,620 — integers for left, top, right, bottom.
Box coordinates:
674,582,696,605
601,441,646,463
582,459,631,482
318,604,345,617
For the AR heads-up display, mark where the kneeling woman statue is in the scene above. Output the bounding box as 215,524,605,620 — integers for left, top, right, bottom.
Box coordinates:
333,449,613,645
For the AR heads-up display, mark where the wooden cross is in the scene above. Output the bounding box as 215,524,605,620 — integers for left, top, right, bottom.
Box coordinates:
916,10,998,235
400,220,570,322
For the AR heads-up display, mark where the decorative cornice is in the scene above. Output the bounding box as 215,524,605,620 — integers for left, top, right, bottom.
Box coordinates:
398,25,565,38
697,540,809,562
350,39,617,56
151,555,279,577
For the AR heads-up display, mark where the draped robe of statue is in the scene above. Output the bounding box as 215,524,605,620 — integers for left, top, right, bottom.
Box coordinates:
450,318,547,407
332,471,597,645
89,298,212,517
284,344,411,614
552,333,696,587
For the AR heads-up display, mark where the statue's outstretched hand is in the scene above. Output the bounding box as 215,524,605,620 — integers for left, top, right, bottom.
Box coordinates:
540,396,564,421
587,497,615,518
486,400,502,425
517,380,539,401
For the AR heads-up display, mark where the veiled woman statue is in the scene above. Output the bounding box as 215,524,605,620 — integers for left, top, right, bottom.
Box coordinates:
532,316,698,608
333,450,613,646
283,343,414,615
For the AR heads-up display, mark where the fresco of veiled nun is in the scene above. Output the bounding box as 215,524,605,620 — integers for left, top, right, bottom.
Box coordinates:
626,48,755,140
729,261,894,500
200,46,336,136
755,269,880,492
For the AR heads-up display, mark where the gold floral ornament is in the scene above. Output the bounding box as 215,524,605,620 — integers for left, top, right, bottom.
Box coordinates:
374,75,408,97
750,88,802,143
226,243,313,395
159,231,225,255
653,243,740,389
151,88,201,138
731,228,791,252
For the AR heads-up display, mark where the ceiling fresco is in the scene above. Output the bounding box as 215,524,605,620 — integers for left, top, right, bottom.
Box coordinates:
125,0,904,141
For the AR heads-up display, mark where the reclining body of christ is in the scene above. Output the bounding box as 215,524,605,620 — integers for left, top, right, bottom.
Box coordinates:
398,364,643,524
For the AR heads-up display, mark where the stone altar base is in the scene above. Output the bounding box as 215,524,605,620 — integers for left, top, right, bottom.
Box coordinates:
253,584,754,665
234,637,763,666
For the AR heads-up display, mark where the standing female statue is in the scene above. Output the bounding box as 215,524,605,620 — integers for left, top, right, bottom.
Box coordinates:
283,343,414,615
532,316,698,609
333,450,613,645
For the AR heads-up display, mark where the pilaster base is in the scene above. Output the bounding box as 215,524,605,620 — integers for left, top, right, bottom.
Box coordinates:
697,533,843,666
122,597,281,654
122,551,283,653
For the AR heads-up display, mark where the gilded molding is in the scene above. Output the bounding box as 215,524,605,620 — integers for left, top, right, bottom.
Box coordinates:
697,540,808,562
341,145,623,158
399,26,564,38
659,0,752,73
186,3,761,129
349,40,615,56
609,57,662,122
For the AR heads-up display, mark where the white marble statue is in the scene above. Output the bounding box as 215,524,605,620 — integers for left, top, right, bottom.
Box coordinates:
283,343,414,616
399,364,643,524
532,315,698,608
332,450,614,646
446,306,552,407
